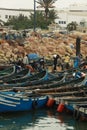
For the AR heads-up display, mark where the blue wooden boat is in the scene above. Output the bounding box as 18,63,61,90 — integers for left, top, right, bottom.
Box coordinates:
0,65,16,80
0,64,14,73
28,74,87,95
1,68,30,83
0,91,48,113
0,70,52,87
64,98,87,120
4,70,61,86
73,104,87,120
4,72,86,93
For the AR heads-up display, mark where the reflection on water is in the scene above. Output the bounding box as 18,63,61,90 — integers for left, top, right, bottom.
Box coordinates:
0,108,87,130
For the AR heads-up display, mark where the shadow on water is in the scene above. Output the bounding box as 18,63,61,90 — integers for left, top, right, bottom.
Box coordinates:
0,108,87,130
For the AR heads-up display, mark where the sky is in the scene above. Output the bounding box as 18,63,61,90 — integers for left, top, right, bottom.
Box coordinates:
0,0,86,9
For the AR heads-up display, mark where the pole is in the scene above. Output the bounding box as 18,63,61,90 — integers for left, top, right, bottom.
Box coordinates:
76,36,81,56
34,0,36,32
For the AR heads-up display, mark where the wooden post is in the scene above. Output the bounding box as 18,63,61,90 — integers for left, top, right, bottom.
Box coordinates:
76,36,81,56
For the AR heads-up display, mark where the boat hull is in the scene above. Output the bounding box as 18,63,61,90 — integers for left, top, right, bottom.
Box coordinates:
0,92,48,113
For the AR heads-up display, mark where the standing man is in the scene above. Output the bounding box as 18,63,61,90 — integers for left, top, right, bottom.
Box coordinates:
39,57,45,69
53,54,60,71
73,56,80,68
22,53,29,66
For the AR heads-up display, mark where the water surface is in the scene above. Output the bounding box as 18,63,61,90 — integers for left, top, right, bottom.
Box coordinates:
0,108,87,130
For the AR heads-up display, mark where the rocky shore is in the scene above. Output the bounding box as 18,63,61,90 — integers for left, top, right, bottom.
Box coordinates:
0,31,87,63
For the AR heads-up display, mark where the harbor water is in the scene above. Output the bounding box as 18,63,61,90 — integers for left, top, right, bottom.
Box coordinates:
0,108,87,130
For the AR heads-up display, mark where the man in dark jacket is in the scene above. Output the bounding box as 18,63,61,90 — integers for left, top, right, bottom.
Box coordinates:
53,54,60,71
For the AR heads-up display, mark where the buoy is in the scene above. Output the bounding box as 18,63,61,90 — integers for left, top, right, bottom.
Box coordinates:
57,103,65,113
46,98,55,107
26,65,34,72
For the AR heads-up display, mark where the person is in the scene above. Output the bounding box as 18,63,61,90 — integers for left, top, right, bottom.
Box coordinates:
31,60,39,72
26,64,34,72
83,56,87,69
73,69,86,79
73,56,80,68
57,56,63,71
63,54,70,70
15,55,23,72
39,57,45,69
22,53,35,72
53,54,60,71
22,54,29,65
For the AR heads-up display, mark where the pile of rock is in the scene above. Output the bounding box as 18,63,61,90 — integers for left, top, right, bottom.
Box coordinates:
0,31,87,63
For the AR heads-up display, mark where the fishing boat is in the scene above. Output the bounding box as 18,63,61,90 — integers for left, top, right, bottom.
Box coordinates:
63,96,87,120
0,64,14,71
1,68,30,83
53,76,87,121
31,74,86,92
0,91,48,113
4,70,62,85
7,72,86,95
5,70,47,83
0,70,49,88
0,65,16,80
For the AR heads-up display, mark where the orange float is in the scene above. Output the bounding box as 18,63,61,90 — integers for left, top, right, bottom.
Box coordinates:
57,103,65,113
46,98,55,107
